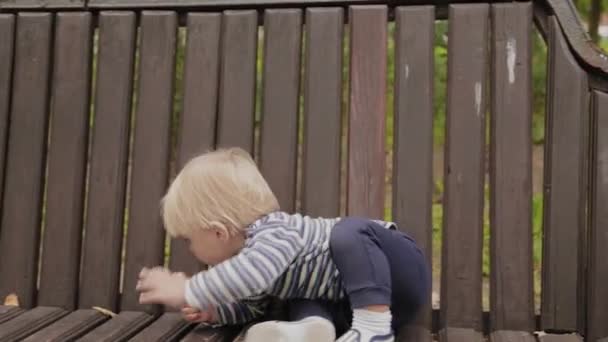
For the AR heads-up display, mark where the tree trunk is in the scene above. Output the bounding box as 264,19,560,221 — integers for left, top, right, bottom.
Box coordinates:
589,0,603,43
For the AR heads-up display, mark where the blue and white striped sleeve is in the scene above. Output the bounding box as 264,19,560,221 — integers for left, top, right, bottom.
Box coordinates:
215,294,269,325
184,220,305,311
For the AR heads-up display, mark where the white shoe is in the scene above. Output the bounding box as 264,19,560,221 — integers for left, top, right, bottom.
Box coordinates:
245,316,336,342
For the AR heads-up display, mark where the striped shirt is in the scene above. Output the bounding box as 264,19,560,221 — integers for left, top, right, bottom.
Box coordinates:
184,211,396,325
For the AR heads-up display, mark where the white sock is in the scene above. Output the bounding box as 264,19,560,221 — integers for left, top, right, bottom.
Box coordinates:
246,316,335,342
337,309,393,342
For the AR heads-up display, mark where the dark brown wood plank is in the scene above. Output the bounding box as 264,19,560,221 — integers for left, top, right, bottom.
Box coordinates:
0,307,67,341
300,7,343,217
538,334,584,342
439,4,488,340
541,16,589,332
169,13,221,276
37,12,92,311
258,9,302,212
121,10,177,313
21,310,108,342
489,2,535,333
489,331,536,342
438,327,484,342
0,14,14,221
0,13,52,309
0,0,84,9
180,324,242,342
129,313,191,341
0,306,24,325
346,5,387,218
216,10,258,152
392,6,434,342
79,11,136,312
587,91,608,342
79,311,154,342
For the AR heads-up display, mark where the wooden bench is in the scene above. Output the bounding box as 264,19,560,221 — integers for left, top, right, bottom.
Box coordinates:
0,0,606,340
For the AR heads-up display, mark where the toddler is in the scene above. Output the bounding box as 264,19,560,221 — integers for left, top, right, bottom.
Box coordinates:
136,147,430,342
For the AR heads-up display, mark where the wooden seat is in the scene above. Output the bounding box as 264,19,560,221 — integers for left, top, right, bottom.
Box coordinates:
0,0,606,341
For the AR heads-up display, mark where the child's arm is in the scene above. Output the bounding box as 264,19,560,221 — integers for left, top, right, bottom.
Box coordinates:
214,295,269,325
185,220,304,311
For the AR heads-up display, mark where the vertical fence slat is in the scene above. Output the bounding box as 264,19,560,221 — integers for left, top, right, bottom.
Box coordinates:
541,16,589,333
347,5,386,218
216,10,257,153
38,13,92,310
169,12,221,276
586,90,608,341
301,7,343,217
0,13,52,309
489,2,535,336
79,12,136,311
122,11,177,312
392,6,434,342
439,4,488,341
0,15,14,219
259,9,302,213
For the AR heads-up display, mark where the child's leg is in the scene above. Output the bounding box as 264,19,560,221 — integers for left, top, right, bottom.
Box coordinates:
245,299,336,342
330,218,430,341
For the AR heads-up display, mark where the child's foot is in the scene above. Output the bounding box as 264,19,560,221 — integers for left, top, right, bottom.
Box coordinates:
336,309,394,342
336,329,394,342
245,316,335,342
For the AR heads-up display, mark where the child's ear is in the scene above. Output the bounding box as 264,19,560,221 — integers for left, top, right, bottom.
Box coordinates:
213,226,230,241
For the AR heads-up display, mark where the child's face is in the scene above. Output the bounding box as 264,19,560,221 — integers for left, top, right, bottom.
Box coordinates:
184,228,243,266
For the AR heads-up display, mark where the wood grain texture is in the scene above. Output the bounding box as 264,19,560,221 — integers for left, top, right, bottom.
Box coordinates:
22,310,108,342
38,12,92,310
438,327,484,342
0,0,84,9
0,14,13,223
216,10,258,152
347,5,387,218
392,6,434,342
541,16,589,332
258,9,302,212
489,330,536,342
0,13,52,309
129,313,191,341
587,91,608,342
300,7,343,217
169,13,221,276
122,10,177,313
489,2,535,333
0,307,67,341
79,12,136,311
440,3,488,334
79,311,154,342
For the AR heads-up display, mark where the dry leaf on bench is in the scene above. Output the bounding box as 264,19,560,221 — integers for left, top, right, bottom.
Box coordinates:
92,306,117,317
3,293,19,307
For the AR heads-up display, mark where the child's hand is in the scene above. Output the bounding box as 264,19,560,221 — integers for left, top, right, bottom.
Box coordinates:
181,305,216,323
136,267,188,309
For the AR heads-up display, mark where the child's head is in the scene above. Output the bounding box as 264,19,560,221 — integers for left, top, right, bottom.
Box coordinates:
161,147,279,264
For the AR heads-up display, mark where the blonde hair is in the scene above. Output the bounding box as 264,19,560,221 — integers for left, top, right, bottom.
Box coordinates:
161,147,279,237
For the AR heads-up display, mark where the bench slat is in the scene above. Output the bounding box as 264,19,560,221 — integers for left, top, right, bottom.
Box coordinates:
216,10,258,152
129,312,192,341
0,14,13,219
489,3,535,332
79,311,154,342
440,4,488,340
538,334,584,342
541,16,589,332
438,327,484,342
79,11,137,312
180,324,242,342
258,9,302,212
489,330,536,342
122,10,178,313
0,0,85,9
169,12,221,276
0,13,52,309
21,309,107,342
347,5,387,217
0,307,67,342
38,12,92,311
0,306,24,325
392,6,434,341
587,91,608,341
301,7,343,217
